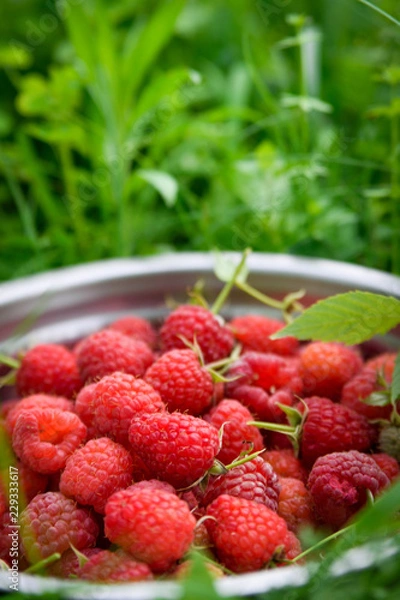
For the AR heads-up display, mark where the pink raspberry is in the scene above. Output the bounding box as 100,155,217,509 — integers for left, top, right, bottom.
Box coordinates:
104,486,196,573
107,315,157,348
59,438,133,513
90,372,165,446
200,457,280,511
145,349,214,415
299,342,363,401
204,399,265,464
262,448,308,483
12,408,87,474
129,412,220,488
205,494,299,573
75,329,154,383
277,477,313,533
16,344,82,399
74,383,98,439
47,547,102,579
308,450,389,529
20,492,99,563
5,394,74,435
341,367,393,420
160,304,234,363
370,452,400,482
228,314,299,356
78,549,153,582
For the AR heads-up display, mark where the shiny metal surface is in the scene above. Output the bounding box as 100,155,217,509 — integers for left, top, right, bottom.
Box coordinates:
0,252,399,598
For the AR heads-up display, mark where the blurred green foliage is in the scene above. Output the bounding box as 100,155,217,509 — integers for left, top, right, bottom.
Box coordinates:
0,0,400,280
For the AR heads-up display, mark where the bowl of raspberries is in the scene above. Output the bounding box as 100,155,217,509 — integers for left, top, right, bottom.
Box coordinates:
0,251,399,599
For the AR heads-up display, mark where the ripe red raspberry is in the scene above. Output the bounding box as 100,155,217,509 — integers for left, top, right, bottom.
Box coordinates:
91,372,165,446
370,452,400,482
129,412,220,488
204,399,265,464
205,494,298,573
308,450,389,529
59,438,133,514
228,314,299,356
16,344,82,399
12,408,87,474
365,352,397,380
20,491,99,563
75,329,154,383
107,315,157,349
277,477,313,533
299,342,362,401
200,457,280,511
262,449,308,483
160,304,234,363
299,396,375,467
225,352,302,421
341,367,393,420
74,383,98,439
104,486,196,572
5,394,74,435
47,547,102,579
78,549,153,582
144,349,214,415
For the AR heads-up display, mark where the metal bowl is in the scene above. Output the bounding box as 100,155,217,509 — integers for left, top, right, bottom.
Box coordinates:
1,252,400,598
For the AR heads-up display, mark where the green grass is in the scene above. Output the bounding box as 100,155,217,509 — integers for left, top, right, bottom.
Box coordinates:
0,0,400,280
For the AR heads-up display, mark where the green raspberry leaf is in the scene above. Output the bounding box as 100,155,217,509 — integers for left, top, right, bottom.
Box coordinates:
363,391,391,407
271,292,400,345
391,352,400,404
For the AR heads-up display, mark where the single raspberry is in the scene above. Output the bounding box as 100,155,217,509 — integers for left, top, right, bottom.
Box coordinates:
5,394,74,435
75,329,154,383
277,477,313,533
16,344,82,399
341,367,393,420
144,349,214,415
228,314,299,356
160,304,234,363
19,491,99,563
107,315,157,348
78,549,153,582
307,450,389,529
129,412,220,488
225,352,302,420
204,399,265,464
12,408,87,474
74,383,98,439
205,494,297,573
365,352,397,380
262,449,308,483
370,452,400,482
59,438,133,514
300,396,375,467
299,342,363,401
200,457,280,511
104,486,196,572
91,372,165,446
128,479,177,495
47,547,103,578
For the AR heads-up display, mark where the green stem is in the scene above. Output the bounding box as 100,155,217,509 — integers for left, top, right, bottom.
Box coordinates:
356,0,400,27
25,552,61,573
290,524,355,563
211,248,251,315
234,280,285,310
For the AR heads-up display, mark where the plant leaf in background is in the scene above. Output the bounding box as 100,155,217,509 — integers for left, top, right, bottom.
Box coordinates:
272,292,400,345
137,169,178,207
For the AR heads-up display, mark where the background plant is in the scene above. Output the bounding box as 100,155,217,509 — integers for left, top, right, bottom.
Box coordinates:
0,0,399,280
